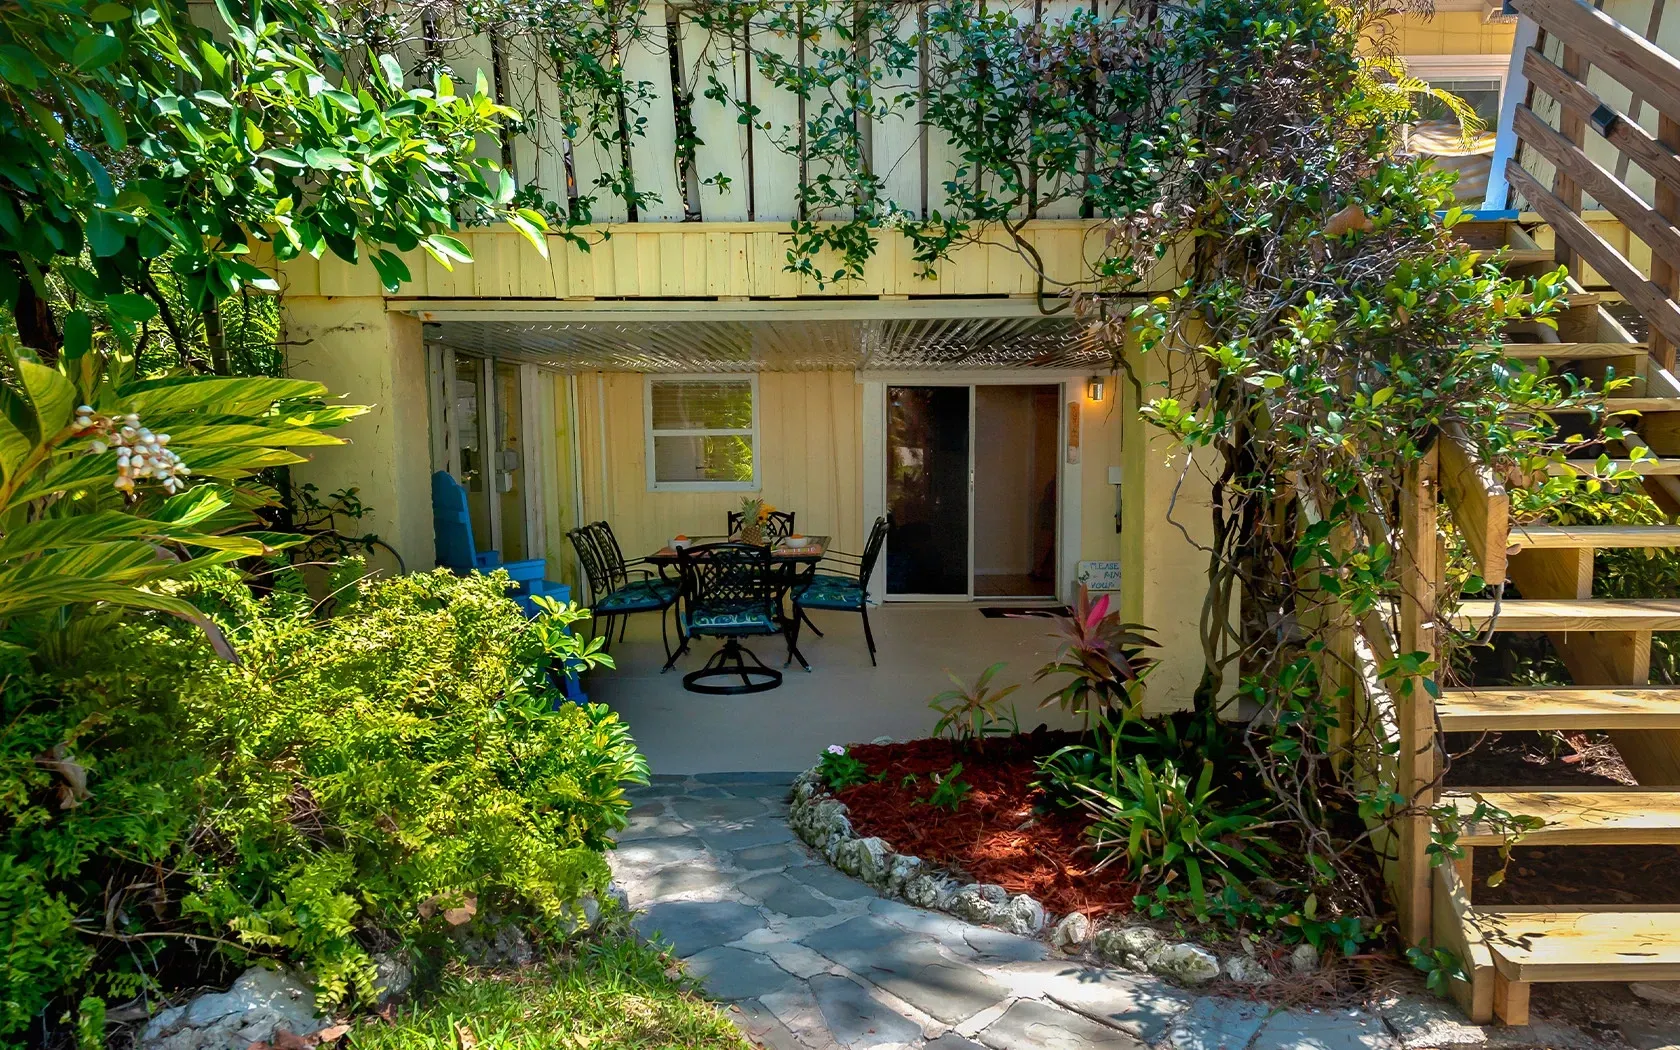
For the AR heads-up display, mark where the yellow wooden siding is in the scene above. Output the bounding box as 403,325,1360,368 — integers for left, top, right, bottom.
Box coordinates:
566,370,1122,577
573,372,867,564
1392,11,1518,56
271,222,1172,301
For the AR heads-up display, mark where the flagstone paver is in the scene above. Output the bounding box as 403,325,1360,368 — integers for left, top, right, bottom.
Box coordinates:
612,775,1425,1050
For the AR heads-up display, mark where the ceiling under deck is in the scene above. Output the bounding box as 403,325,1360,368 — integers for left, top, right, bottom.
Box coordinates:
424,312,1113,373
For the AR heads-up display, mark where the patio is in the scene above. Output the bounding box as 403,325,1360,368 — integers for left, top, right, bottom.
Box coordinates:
588,603,1091,774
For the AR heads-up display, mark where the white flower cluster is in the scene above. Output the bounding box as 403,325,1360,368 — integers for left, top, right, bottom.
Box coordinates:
74,406,191,495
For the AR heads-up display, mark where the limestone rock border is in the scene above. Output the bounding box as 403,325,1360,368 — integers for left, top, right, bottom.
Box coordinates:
788,766,1233,988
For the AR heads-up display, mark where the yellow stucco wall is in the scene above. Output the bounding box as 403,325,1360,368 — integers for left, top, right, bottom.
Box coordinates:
283,298,431,574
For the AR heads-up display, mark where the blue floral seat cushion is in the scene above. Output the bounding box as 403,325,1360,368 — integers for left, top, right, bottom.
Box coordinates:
595,578,678,613
797,572,865,610
681,604,779,636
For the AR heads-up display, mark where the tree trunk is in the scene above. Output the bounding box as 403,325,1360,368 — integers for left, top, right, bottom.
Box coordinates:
12,270,61,364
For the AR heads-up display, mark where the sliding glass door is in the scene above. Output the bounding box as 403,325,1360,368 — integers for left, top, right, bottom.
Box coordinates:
886,385,973,598
883,383,1063,601
431,350,530,562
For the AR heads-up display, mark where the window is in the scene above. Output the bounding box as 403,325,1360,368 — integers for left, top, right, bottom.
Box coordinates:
645,376,758,490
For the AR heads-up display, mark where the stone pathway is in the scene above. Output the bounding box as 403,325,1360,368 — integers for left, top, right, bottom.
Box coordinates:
612,774,1544,1050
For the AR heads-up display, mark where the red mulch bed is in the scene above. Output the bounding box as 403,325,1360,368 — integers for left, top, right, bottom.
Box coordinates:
833,732,1138,918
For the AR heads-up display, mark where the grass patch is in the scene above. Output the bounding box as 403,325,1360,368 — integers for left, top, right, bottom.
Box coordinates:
347,936,752,1050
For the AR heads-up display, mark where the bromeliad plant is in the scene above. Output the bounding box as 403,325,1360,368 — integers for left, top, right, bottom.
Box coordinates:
0,335,361,643
1080,756,1278,909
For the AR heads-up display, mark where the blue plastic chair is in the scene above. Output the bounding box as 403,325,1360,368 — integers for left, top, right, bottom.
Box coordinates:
431,471,583,700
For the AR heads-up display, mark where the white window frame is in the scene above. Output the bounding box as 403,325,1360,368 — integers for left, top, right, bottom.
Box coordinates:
644,373,761,492
1402,54,1509,117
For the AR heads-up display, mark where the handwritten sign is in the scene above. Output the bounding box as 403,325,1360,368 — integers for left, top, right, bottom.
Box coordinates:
1077,560,1121,591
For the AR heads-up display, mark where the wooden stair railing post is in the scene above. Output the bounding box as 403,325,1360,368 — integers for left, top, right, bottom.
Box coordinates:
1396,445,1441,945
1656,111,1680,372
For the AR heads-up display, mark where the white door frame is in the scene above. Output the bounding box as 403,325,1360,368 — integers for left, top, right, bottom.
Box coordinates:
862,372,1084,604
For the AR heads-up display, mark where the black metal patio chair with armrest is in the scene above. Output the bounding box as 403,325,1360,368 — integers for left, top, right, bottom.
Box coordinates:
791,516,888,665
670,541,798,693
727,508,797,542
567,522,680,660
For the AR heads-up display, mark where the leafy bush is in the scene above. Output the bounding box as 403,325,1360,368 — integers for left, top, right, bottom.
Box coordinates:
922,764,971,812
1079,756,1277,908
928,662,1020,750
816,745,870,790
0,567,643,1035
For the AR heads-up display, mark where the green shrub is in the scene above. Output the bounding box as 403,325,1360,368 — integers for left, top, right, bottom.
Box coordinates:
0,567,644,1036
1079,756,1278,908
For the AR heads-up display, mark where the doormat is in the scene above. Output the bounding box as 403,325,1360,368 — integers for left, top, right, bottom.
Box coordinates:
978,605,1071,619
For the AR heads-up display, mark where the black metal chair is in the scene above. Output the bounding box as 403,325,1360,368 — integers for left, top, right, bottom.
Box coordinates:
792,516,889,666
727,508,797,542
567,522,679,660
669,542,793,693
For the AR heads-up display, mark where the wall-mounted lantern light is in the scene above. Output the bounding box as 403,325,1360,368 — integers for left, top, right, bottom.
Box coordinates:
1086,375,1106,403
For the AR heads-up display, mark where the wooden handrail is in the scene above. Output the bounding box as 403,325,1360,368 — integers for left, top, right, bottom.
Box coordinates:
1439,426,1510,588
1512,106,1680,277
1521,48,1680,194
1506,160,1680,350
1512,0,1680,120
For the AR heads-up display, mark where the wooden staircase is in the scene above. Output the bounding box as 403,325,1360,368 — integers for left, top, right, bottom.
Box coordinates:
1411,237,1680,1023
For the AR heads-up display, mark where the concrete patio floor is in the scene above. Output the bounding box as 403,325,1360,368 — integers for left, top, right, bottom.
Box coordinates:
587,604,1088,775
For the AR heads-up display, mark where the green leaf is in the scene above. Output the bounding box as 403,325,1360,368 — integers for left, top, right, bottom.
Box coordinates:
90,3,132,20
105,292,158,322
61,311,93,359
258,148,307,168
71,33,123,71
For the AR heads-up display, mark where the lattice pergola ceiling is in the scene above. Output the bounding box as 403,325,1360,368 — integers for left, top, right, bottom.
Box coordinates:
427,314,1112,372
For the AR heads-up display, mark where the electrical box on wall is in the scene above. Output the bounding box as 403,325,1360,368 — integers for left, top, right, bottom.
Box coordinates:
1107,466,1123,485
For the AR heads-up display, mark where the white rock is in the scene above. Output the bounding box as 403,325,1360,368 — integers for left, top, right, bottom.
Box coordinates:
870,736,896,745
948,885,1003,924
1051,911,1090,949
976,883,1010,906
1223,954,1274,986
1289,942,1321,974
1150,942,1221,984
884,853,923,896
142,967,327,1050
835,836,890,884
1003,894,1047,935
1630,981,1680,1006
1093,925,1163,964
904,873,954,910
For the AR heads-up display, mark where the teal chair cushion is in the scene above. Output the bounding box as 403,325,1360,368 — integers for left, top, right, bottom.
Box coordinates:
798,572,865,610
682,605,778,636
596,578,677,613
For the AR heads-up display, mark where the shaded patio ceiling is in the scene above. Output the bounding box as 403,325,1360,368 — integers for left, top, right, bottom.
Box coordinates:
419,305,1115,372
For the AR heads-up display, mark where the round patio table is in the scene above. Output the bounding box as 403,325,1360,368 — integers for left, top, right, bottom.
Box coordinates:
647,536,831,684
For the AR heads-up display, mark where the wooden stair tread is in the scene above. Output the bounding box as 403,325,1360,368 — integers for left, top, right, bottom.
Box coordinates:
1469,909,1680,982
1444,790,1680,845
1548,457,1680,476
1501,341,1644,359
1509,524,1680,549
1454,598,1680,631
1439,686,1680,730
